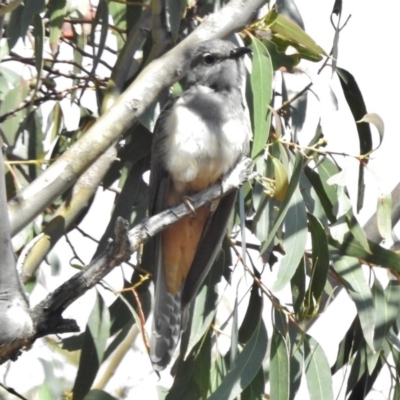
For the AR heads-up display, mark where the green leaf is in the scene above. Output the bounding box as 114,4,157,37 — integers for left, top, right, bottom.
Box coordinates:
288,321,304,400
263,38,300,71
48,0,67,55
238,282,263,344
167,330,211,400
184,249,224,358
265,10,325,60
241,367,265,400
273,185,307,291
33,14,44,89
377,192,392,242
209,352,228,394
270,328,290,400
90,0,109,79
336,67,371,212
84,390,118,400
271,156,288,201
305,214,329,310
331,317,363,374
333,235,400,272
304,335,333,400
21,0,45,39
249,36,273,160
291,257,306,317
208,320,268,400
72,291,111,400
260,152,303,254
373,278,400,358
357,112,384,153
0,79,30,144
331,253,375,351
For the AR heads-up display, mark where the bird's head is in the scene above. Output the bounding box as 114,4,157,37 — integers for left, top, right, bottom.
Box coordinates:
185,39,251,92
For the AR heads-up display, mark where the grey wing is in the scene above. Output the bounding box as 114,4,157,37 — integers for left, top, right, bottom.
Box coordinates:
149,97,183,370
181,190,238,316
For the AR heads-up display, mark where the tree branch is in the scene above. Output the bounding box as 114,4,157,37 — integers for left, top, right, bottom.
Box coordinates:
0,158,253,363
8,0,266,236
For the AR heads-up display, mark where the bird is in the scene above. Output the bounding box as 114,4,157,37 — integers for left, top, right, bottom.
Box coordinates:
148,39,251,371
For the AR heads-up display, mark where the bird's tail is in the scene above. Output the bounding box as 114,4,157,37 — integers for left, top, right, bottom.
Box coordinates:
150,276,182,371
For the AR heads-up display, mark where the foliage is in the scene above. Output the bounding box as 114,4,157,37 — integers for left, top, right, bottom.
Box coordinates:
0,0,397,399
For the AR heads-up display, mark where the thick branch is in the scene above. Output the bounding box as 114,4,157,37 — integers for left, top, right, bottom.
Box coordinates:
8,0,266,236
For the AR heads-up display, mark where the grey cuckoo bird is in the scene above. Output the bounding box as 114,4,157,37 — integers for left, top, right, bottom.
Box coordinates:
149,39,251,370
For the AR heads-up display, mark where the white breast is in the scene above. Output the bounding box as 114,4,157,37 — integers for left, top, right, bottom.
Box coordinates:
163,91,249,191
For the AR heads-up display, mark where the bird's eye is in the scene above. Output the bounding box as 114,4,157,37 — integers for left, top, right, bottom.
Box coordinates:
203,53,215,64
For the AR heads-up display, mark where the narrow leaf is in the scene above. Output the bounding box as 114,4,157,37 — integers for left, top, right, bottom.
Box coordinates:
72,292,110,400
273,186,307,291
377,193,392,242
270,328,290,400
331,253,375,351
357,112,384,153
304,335,333,400
208,321,268,400
306,214,330,306
250,37,273,159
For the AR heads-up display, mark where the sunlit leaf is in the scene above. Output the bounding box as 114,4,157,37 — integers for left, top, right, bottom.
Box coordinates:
271,156,288,201
377,193,392,242
331,317,363,374
264,10,325,60
304,335,333,400
357,112,384,153
270,328,290,400
249,36,273,160
48,0,67,54
331,253,375,351
273,186,307,291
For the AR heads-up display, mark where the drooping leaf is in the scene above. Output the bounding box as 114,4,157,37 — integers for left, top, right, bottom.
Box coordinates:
241,366,265,400
304,335,333,400
288,321,304,400
208,321,268,400
48,0,67,54
184,248,225,358
249,36,273,160
305,214,329,312
357,112,384,153
331,253,375,351
272,184,307,291
167,330,212,400
376,192,392,242
72,292,111,400
270,328,290,400
290,257,306,318
331,316,363,374
372,277,400,362
336,67,371,212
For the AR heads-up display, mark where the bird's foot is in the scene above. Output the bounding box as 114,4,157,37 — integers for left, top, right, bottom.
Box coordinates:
183,196,196,218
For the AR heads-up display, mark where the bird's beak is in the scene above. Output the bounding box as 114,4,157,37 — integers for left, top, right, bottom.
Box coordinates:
229,47,252,59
